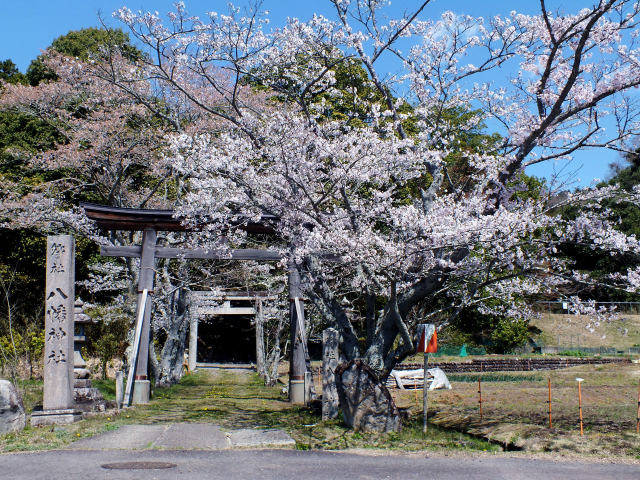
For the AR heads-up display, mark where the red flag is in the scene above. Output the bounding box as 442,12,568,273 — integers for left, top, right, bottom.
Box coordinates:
417,324,437,353
426,330,437,353
418,330,427,352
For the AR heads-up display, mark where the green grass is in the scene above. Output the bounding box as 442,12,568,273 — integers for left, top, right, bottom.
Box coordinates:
556,350,589,357
92,379,116,400
0,368,499,454
533,313,640,349
401,361,640,457
11,378,43,414
6,360,640,458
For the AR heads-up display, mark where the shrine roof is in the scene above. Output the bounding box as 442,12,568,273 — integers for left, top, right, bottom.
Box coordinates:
80,202,276,233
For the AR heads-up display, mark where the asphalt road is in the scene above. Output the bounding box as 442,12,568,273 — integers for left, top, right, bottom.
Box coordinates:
1,449,638,480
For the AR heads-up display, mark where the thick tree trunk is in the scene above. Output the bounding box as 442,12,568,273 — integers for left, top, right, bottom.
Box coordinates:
264,334,282,387
255,299,267,378
258,299,287,387
335,360,400,432
365,289,376,350
156,288,189,387
266,348,281,387
364,273,448,379
304,258,449,429
307,267,448,429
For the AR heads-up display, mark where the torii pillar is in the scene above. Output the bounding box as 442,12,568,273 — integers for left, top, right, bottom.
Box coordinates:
289,265,307,404
131,228,156,404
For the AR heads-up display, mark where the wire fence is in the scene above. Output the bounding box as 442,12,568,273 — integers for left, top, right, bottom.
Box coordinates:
529,300,640,355
393,366,640,444
534,300,640,315
540,346,640,355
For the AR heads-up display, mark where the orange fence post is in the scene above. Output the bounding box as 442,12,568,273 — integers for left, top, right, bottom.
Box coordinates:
577,378,584,436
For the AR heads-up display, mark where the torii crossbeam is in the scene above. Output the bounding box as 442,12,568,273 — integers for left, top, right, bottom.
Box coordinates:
81,202,308,405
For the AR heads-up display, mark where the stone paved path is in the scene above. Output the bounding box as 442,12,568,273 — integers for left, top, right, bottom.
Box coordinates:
68,423,296,450
68,367,296,451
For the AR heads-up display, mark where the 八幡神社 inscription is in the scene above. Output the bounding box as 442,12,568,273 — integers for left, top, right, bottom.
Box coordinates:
43,236,75,410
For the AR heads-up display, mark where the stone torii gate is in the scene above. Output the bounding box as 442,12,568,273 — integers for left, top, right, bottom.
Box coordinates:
81,202,308,405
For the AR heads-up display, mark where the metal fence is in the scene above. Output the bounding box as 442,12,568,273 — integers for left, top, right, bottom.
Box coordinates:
540,346,640,355
532,300,640,355
534,301,640,315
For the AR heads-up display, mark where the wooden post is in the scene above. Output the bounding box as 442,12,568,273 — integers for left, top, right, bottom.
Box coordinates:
636,379,640,435
124,289,147,406
289,265,306,404
115,371,124,409
423,353,429,433
548,377,553,429
577,378,584,436
132,228,156,404
478,376,483,421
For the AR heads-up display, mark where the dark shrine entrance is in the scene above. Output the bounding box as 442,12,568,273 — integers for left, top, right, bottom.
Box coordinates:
190,292,267,365
197,315,255,364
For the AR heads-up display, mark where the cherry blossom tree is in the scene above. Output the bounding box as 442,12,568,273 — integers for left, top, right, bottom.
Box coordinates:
0,47,201,384
5,1,640,395
0,44,287,385
102,0,640,383
0,52,176,214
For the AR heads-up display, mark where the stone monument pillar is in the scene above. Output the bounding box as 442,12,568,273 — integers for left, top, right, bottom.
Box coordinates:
31,235,81,426
322,328,340,420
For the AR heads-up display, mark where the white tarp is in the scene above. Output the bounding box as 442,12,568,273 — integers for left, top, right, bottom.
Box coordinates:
390,367,452,391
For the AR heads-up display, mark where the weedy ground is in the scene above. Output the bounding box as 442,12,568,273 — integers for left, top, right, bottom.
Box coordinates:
393,362,640,458
0,368,496,454
3,361,640,459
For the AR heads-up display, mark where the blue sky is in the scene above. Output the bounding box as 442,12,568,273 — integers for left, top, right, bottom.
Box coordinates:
0,1,628,187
